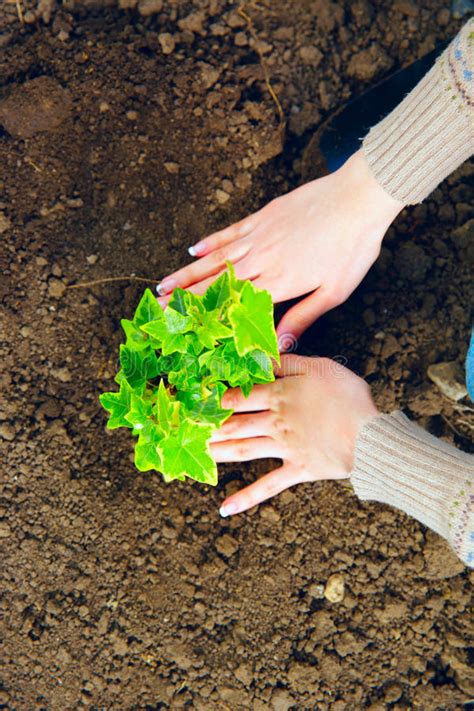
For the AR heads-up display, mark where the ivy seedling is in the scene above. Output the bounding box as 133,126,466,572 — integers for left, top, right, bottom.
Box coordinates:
100,264,279,485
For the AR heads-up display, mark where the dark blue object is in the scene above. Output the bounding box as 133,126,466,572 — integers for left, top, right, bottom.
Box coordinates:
321,44,448,173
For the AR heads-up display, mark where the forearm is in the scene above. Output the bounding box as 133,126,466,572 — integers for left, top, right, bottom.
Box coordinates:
362,19,474,204
351,411,474,566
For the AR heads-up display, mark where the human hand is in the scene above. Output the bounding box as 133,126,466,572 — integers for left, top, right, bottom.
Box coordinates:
157,150,404,345
212,354,379,516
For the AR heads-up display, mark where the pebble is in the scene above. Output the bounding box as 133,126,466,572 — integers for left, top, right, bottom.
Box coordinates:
234,31,248,47
0,212,11,233
48,278,66,299
99,101,110,113
380,334,401,360
137,0,163,16
51,367,72,383
324,573,345,603
215,189,230,204
0,423,15,441
164,162,180,174
86,254,98,265
299,46,323,66
427,361,467,401
308,582,325,598
0,525,12,538
158,33,176,55
216,534,239,557
126,110,138,121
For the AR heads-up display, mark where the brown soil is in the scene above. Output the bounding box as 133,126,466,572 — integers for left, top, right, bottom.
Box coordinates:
1,1,473,709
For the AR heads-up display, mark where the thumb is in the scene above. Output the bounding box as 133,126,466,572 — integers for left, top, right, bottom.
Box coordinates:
276,288,335,349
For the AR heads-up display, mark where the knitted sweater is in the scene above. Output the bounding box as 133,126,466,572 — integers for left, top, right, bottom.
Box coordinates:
353,20,474,566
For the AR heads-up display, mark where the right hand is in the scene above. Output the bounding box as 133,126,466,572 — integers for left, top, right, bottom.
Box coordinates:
157,149,404,346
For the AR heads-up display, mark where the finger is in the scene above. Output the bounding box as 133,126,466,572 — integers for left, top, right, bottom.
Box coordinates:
221,383,277,412
157,239,251,295
273,354,313,378
276,288,336,345
210,436,281,463
210,411,274,442
219,463,310,516
189,214,258,257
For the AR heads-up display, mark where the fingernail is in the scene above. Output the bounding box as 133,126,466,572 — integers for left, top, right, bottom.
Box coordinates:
157,297,167,308
156,278,177,296
219,501,239,517
188,242,206,257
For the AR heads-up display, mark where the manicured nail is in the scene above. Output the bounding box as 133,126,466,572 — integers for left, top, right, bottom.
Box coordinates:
219,501,239,517
156,278,177,296
188,242,206,257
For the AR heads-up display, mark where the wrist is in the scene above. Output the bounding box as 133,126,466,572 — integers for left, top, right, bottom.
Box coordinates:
341,149,405,225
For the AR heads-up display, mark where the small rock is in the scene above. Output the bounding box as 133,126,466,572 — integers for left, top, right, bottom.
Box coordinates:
178,11,206,34
216,534,239,557
347,44,392,81
215,189,230,204
200,63,220,89
380,334,401,360
164,162,180,174
86,254,98,265
271,688,295,711
308,583,325,598
126,110,138,121
51,367,72,383
48,278,66,299
299,46,323,66
99,101,110,113
0,212,11,234
393,0,418,16
137,0,163,16
234,31,248,47
0,524,12,538
0,424,15,441
324,573,345,603
158,33,176,55
427,361,467,401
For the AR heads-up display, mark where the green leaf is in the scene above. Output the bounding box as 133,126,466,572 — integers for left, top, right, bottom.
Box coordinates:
178,383,232,427
203,270,231,311
228,280,279,361
168,287,187,315
124,393,153,435
160,418,217,485
121,318,150,351
133,288,163,327
119,344,159,388
135,427,163,472
99,380,133,429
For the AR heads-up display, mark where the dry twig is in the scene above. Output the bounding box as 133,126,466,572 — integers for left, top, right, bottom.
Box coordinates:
67,275,160,290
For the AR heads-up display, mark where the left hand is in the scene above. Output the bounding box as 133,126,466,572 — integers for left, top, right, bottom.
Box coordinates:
212,355,379,516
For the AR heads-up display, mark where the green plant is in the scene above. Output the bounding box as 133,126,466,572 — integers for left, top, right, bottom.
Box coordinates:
99,264,279,485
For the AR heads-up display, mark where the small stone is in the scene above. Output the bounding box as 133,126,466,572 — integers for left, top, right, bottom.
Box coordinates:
86,254,98,265
0,212,11,233
271,688,295,711
36,257,48,266
0,424,15,441
138,0,163,16
164,162,180,175
308,583,325,598
380,334,401,360
0,524,12,538
324,573,345,603
99,101,110,113
158,33,175,55
48,278,66,299
200,63,220,89
51,367,72,383
215,189,230,204
299,46,323,66
234,31,248,47
427,361,467,402
126,110,138,121
216,534,239,557
178,11,206,34
20,326,31,337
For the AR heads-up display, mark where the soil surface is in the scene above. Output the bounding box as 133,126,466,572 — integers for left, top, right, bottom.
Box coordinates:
1,1,473,709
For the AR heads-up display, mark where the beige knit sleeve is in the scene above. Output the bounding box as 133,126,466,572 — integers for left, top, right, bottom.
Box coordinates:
351,411,474,567
362,19,474,205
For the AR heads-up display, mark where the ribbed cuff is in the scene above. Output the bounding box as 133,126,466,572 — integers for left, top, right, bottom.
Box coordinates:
351,411,474,567
363,22,474,204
